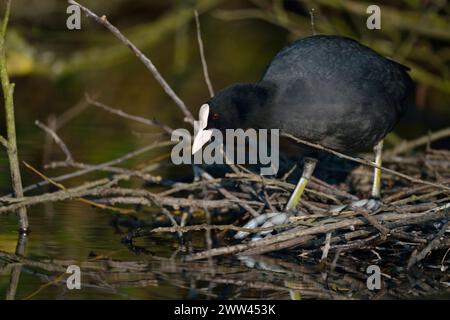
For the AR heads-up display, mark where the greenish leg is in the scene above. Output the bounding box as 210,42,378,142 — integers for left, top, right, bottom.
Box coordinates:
371,140,384,198
285,157,317,210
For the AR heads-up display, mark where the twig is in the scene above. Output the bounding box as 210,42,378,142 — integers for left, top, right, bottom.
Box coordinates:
0,186,261,214
54,97,91,131
68,0,195,124
310,177,358,201
35,120,74,164
85,94,173,134
320,232,332,263
198,167,261,217
46,160,162,183
281,164,297,181
152,198,182,237
151,223,289,234
24,272,67,300
0,134,7,148
5,233,27,300
0,0,28,232
441,248,450,271
282,132,450,192
354,207,390,237
194,10,214,97
407,221,450,270
309,8,316,36
187,207,450,260
6,140,174,196
23,161,134,214
328,234,381,252
385,127,450,158
227,172,345,204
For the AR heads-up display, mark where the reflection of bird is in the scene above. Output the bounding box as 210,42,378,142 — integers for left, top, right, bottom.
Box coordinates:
192,35,414,237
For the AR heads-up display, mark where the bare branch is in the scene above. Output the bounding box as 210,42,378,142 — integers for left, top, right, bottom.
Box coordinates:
407,221,450,269
67,0,194,124
54,97,91,130
194,10,214,97
385,126,450,158
186,205,450,261
1,140,173,196
35,120,74,164
0,134,8,149
0,187,259,214
309,8,316,36
85,94,173,134
23,161,134,215
0,0,28,232
282,132,450,192
151,223,288,234
0,0,11,38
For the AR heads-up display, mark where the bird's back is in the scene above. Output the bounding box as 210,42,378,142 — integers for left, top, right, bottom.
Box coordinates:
259,35,414,151
262,35,411,106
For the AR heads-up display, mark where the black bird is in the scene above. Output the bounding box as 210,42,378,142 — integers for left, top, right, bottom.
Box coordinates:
192,35,414,236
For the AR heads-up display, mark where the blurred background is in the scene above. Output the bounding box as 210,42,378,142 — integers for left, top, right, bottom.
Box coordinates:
0,0,449,299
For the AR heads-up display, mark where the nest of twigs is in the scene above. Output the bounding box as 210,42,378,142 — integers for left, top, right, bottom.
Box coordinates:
123,145,450,269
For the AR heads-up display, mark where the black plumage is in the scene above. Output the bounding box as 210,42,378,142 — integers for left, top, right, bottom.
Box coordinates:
205,35,414,152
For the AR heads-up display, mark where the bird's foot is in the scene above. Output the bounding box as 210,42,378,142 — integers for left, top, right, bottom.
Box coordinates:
234,211,292,240
330,198,383,214
235,198,383,240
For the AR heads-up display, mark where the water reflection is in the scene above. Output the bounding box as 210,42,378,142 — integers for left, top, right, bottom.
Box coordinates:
5,234,28,300
1,232,449,300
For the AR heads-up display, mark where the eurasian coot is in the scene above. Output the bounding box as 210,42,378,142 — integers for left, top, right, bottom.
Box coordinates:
192,35,414,237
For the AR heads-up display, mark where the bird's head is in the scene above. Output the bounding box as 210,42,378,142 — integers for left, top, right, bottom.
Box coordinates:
192,83,274,154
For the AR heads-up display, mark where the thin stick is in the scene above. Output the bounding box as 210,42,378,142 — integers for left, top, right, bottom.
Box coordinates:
54,97,91,131
0,186,261,214
4,140,174,196
355,207,390,237
23,161,134,215
68,0,194,124
35,120,74,163
385,126,450,157
309,8,316,36
187,206,450,260
85,94,173,134
320,232,332,263
198,167,260,217
194,10,214,97
407,221,450,269
35,117,165,185
0,0,28,232
0,134,7,148
151,223,288,234
282,132,450,192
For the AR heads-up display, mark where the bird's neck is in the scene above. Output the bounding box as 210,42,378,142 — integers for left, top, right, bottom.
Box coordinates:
240,82,276,127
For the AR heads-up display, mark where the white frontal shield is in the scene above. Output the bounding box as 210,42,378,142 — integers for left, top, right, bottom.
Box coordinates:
192,104,213,154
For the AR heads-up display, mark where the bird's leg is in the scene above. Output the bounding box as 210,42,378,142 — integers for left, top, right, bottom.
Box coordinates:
285,157,317,210
234,157,317,240
331,140,384,213
371,139,383,199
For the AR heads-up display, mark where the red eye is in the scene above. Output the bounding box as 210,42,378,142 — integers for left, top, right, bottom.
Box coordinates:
212,112,220,120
